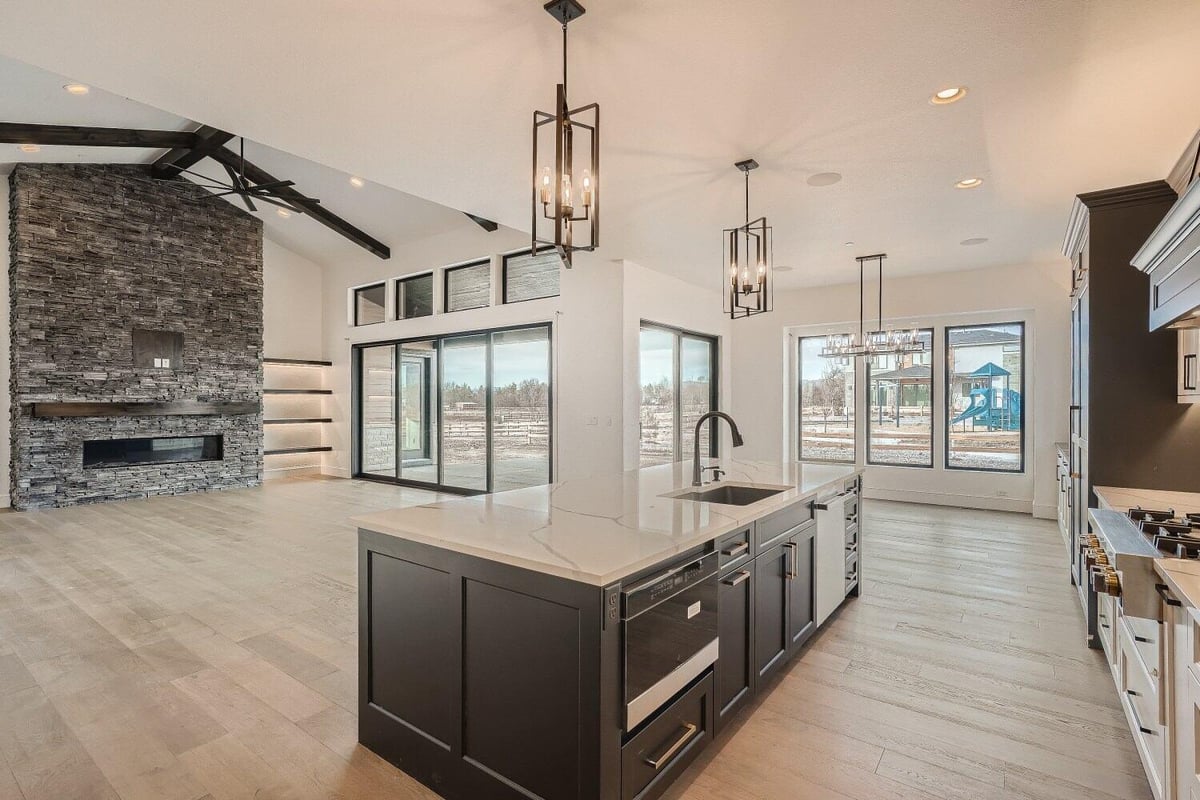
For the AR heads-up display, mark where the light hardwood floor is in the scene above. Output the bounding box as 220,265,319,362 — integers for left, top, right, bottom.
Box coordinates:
0,478,1150,800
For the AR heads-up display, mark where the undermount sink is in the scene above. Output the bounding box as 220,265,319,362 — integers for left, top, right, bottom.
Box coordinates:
674,484,786,506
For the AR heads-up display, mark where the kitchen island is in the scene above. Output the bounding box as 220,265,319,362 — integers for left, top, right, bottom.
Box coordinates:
354,460,862,800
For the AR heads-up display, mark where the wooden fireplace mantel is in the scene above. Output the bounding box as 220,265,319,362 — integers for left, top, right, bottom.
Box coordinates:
28,400,261,418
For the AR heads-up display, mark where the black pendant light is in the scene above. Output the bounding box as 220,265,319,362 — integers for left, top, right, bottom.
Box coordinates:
821,254,924,361
723,159,773,319
531,0,599,268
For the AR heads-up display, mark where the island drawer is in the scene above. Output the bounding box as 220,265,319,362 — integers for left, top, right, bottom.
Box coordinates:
622,672,713,800
716,527,751,569
754,502,814,554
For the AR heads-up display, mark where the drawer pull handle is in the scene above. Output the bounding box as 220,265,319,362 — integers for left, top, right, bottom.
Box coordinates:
645,722,699,770
1127,689,1140,697
1100,623,1111,630
1156,583,1183,608
1133,635,1153,644
721,541,749,558
1128,703,1156,736
721,570,750,587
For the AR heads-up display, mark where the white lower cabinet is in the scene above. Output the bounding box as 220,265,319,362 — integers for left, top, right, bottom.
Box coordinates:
1121,616,1167,798
814,494,848,625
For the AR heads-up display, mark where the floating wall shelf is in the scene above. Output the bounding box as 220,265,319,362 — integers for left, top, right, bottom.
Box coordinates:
264,388,333,395
264,446,333,456
264,357,331,471
264,418,333,425
263,357,333,367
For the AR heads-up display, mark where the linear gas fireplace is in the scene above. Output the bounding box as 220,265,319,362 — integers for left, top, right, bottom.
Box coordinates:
83,435,224,469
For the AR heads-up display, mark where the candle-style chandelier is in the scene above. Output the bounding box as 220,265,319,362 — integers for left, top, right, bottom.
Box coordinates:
531,0,599,268
821,254,925,361
723,159,773,319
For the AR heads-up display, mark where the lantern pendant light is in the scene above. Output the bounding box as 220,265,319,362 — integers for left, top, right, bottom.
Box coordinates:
723,159,773,319
820,256,872,362
820,254,925,361
532,0,599,268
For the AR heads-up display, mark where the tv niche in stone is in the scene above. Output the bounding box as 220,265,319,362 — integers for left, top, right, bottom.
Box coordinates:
82,435,224,469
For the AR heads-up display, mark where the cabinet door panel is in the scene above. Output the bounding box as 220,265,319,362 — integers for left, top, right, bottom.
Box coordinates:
753,543,789,684
716,567,752,731
788,527,816,651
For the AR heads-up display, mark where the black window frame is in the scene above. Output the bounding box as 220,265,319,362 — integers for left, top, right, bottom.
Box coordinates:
865,327,935,469
943,321,1027,474
638,321,720,464
796,333,856,465
395,272,434,320
353,282,387,326
442,258,492,313
351,321,554,495
501,248,562,305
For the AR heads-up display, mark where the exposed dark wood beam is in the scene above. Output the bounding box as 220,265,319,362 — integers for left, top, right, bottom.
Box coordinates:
465,212,499,232
208,146,391,260
0,122,197,149
151,125,237,179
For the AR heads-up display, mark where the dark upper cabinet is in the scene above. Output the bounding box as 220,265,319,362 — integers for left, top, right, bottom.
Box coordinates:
715,564,753,732
1132,177,1200,331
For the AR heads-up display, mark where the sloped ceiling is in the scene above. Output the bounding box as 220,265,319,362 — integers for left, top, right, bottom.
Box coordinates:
2,0,1200,287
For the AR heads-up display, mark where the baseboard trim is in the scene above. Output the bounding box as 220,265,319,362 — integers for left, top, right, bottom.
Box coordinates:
1031,502,1057,520
264,465,322,481
322,466,352,479
864,486,1033,514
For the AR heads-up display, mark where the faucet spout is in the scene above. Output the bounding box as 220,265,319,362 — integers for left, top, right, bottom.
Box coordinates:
692,411,744,486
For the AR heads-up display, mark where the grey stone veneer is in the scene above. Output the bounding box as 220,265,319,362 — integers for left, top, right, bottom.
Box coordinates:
8,164,264,509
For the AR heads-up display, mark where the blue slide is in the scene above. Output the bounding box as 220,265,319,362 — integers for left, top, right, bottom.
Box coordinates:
951,387,1022,430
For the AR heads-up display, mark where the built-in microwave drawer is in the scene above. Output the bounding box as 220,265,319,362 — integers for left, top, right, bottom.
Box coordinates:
754,502,813,554
622,672,713,800
716,527,751,570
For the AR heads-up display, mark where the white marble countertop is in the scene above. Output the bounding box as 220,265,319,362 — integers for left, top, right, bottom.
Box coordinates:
1095,485,1200,516
353,460,862,586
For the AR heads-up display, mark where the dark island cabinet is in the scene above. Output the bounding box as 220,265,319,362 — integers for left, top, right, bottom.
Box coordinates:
787,526,817,650
716,563,753,730
753,540,790,683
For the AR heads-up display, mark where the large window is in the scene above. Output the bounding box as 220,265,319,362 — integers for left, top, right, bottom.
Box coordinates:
798,336,855,463
638,323,718,467
503,250,561,303
946,322,1025,472
444,260,491,312
354,283,386,325
354,323,551,493
866,329,934,467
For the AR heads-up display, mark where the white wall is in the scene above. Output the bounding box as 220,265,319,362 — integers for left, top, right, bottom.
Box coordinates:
263,238,324,360
729,262,1072,518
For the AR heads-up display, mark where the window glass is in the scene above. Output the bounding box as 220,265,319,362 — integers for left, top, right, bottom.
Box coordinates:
440,334,488,490
946,322,1025,472
798,336,855,463
444,261,491,312
680,336,715,461
360,344,395,476
355,283,386,325
491,327,551,490
503,250,561,303
638,324,718,466
397,274,433,319
866,330,934,467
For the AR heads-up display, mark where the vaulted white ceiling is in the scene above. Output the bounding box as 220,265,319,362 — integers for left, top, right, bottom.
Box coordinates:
2,0,1199,287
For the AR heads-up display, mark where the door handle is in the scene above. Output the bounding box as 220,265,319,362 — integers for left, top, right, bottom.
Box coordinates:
784,542,797,579
1186,354,1197,391
721,570,750,587
644,722,699,770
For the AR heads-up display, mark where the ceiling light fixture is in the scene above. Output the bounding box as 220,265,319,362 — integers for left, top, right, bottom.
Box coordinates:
844,241,855,247
63,83,90,95
532,0,598,269
930,86,967,105
960,237,989,246
955,177,984,189
821,254,925,362
277,208,292,218
349,176,365,188
19,143,40,153
723,159,773,319
807,172,842,187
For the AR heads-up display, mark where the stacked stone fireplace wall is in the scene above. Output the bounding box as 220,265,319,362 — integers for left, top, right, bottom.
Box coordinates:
8,164,263,509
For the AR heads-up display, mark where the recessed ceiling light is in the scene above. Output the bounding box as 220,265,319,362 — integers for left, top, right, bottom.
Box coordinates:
349,176,365,188
19,144,40,153
930,86,967,105
960,237,989,246
63,83,90,95
955,177,984,189
774,265,793,273
807,172,842,187
276,208,292,218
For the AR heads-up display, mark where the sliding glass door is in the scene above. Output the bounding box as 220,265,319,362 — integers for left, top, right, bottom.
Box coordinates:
355,323,552,493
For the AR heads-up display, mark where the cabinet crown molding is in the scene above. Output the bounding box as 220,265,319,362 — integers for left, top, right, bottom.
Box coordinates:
1063,181,1177,257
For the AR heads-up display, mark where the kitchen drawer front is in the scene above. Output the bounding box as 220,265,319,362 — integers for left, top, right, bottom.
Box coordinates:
1123,615,1163,687
1096,593,1115,662
716,527,752,571
1120,624,1166,794
622,673,713,800
754,503,814,554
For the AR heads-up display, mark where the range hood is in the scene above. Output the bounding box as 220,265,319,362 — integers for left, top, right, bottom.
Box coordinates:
1132,174,1200,330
